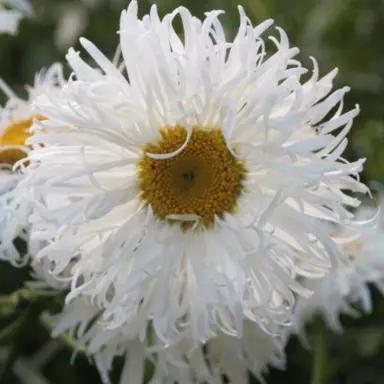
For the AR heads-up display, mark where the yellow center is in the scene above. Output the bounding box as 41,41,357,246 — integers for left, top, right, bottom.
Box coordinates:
0,116,39,165
137,125,246,228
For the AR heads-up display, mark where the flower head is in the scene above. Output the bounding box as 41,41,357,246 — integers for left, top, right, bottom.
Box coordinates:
0,63,65,265
290,199,384,335
25,2,367,343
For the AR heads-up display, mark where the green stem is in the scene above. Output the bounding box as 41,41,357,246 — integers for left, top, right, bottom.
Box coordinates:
40,312,88,355
0,288,40,312
0,344,18,382
311,319,328,384
0,311,29,345
0,285,51,348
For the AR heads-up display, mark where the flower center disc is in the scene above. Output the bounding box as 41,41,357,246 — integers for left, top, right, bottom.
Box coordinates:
0,117,36,165
138,126,246,228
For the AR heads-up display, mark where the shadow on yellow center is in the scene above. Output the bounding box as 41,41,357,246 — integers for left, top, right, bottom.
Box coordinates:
137,125,246,228
0,116,44,166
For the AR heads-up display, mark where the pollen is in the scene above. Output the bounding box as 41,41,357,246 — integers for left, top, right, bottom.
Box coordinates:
0,116,44,166
137,125,247,228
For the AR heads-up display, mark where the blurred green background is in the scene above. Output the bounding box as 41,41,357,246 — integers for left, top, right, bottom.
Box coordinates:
1,0,384,383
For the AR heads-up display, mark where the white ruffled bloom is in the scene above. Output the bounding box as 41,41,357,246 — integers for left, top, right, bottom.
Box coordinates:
0,0,32,35
50,296,285,384
0,64,65,265
25,2,367,344
290,201,384,334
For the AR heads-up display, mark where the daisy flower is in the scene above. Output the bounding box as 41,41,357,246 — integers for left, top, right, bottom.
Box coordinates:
0,63,65,265
25,1,367,344
0,0,32,35
49,296,285,384
290,200,384,335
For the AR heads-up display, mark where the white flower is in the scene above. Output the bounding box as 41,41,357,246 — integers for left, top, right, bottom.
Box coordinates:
0,63,65,265
49,296,285,384
0,0,32,35
290,200,384,335
25,2,367,344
